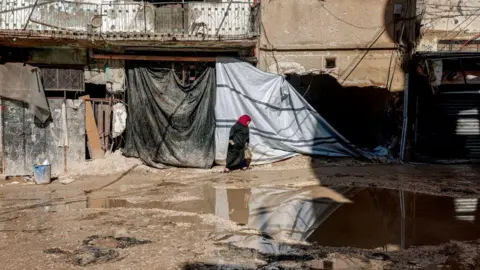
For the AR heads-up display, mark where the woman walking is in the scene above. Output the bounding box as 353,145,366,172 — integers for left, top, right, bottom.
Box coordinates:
224,115,251,173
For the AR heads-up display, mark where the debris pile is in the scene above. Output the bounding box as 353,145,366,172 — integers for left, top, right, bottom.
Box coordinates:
44,235,152,266
61,151,142,178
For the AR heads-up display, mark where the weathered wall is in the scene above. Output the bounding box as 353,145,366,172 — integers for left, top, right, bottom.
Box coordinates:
261,50,405,90
259,0,410,91
417,0,480,52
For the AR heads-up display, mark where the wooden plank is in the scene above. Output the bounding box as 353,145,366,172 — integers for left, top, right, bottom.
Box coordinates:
103,104,112,152
96,102,104,151
80,95,104,159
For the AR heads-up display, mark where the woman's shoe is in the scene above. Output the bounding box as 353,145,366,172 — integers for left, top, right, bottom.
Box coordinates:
223,168,230,173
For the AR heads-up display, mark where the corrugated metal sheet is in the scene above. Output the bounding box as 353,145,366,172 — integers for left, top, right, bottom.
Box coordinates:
2,99,85,176
417,92,480,159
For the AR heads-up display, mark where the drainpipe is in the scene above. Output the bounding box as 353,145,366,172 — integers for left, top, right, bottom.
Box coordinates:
400,73,409,161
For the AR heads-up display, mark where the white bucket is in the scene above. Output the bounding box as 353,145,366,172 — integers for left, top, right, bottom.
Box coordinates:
33,164,52,185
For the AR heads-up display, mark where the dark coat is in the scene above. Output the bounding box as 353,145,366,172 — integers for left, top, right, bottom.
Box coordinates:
226,122,250,169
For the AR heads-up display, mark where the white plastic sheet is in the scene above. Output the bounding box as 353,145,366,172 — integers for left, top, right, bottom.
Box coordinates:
215,57,370,165
112,103,127,139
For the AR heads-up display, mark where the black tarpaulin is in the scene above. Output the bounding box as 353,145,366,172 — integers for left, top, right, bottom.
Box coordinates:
123,64,216,168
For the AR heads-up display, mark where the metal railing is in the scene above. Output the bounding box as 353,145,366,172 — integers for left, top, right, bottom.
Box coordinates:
0,1,259,40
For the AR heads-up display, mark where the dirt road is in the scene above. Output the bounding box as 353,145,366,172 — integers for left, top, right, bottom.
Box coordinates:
1,159,480,269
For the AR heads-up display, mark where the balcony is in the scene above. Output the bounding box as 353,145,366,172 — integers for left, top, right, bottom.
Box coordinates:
0,1,259,48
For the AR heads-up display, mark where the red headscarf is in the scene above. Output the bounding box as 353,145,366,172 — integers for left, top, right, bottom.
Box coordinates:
238,115,251,126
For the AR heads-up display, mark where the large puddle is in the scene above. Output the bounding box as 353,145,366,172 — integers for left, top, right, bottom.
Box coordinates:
87,186,480,250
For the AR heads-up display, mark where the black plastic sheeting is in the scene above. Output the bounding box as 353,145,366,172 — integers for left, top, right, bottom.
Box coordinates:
123,64,216,168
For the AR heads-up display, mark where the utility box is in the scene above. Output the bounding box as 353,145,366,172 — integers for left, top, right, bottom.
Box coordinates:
394,4,402,15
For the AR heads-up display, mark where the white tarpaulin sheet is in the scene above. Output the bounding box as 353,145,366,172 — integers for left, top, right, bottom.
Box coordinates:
215,57,370,165
212,186,359,246
246,186,356,241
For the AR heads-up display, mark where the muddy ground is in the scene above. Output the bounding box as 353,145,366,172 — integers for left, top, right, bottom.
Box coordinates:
1,157,480,269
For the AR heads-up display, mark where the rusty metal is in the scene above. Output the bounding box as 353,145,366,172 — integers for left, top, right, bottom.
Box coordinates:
0,1,258,41
91,53,256,63
92,53,216,62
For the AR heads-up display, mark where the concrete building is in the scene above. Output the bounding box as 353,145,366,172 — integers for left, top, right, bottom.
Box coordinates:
257,0,417,151
0,0,260,175
409,0,480,161
417,0,480,52
258,0,416,91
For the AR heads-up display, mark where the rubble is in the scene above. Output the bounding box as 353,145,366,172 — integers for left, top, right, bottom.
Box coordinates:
60,151,142,178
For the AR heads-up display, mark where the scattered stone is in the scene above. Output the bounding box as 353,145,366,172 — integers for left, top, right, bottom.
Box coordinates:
44,235,152,267
72,246,119,266
83,235,152,249
59,177,75,185
113,228,129,238
43,248,71,255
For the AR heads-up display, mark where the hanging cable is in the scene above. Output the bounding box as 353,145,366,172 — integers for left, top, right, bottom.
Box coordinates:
321,4,394,29
341,28,387,85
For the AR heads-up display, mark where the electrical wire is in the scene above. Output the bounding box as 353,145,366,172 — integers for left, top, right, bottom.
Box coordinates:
341,27,387,85
437,7,480,50
321,4,394,30
424,3,480,8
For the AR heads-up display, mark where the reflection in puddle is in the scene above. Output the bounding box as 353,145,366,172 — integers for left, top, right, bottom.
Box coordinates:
87,186,480,250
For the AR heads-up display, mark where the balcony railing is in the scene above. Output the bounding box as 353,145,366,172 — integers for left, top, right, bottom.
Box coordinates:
0,1,259,41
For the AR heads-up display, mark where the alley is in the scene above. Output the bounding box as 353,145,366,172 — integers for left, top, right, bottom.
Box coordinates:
1,157,480,269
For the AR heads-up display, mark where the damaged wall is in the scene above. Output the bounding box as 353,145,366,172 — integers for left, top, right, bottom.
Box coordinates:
258,0,411,91
2,99,85,177
288,74,403,150
261,50,405,90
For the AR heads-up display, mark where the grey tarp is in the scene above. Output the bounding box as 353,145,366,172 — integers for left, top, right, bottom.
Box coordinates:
215,57,371,165
123,64,216,168
0,63,50,122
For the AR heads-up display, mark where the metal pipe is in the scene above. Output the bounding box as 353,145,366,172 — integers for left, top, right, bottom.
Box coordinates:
215,0,234,37
63,90,68,173
400,73,409,161
400,189,405,250
143,1,147,33
23,0,39,31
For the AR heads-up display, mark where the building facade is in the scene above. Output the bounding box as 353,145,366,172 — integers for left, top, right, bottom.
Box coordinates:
257,0,417,151
0,0,260,175
258,0,416,91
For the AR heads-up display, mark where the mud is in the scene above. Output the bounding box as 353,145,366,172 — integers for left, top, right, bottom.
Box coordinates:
1,162,480,269
86,185,480,251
